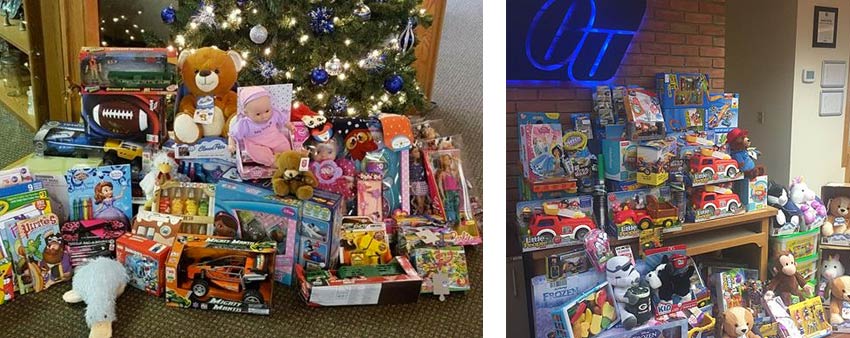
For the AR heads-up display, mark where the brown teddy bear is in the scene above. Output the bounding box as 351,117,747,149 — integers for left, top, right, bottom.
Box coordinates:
272,150,317,200
823,196,850,236
722,307,760,338
173,47,243,144
830,275,850,324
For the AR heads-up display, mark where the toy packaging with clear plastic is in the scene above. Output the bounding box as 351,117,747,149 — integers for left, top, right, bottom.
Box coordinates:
515,195,596,252
297,189,343,270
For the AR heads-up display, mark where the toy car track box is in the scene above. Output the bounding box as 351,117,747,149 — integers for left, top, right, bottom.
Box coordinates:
81,92,167,145
636,138,677,186
294,256,422,307
734,175,768,212
655,73,710,108
61,219,126,268
339,216,391,266
624,88,667,141
550,281,619,338
531,271,606,338
602,139,637,181
607,187,682,240
214,180,300,285
116,233,170,296
152,182,215,235
663,107,705,133
79,47,177,93
298,189,343,270
705,93,738,132
516,195,596,252
595,318,689,338
687,185,745,222
165,234,276,315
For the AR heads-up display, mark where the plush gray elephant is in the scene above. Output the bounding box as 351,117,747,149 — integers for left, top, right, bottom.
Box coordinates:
63,257,129,338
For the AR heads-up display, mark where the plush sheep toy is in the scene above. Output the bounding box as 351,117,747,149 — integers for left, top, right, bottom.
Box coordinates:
62,257,129,338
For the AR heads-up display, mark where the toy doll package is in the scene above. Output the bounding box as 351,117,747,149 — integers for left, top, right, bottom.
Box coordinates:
233,84,296,179
422,147,481,243
64,164,133,227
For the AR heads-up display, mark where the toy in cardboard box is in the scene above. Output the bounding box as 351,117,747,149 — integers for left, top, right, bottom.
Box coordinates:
294,256,422,307
116,233,170,296
546,248,592,282
82,92,167,144
338,216,391,266
787,296,831,337
61,219,126,268
663,108,705,133
131,210,183,245
688,152,744,186
531,271,607,338
706,93,739,134
214,180,299,285
550,281,619,338
152,182,215,235
688,185,744,222
655,73,710,108
517,112,578,195
231,84,297,179
79,47,177,92
64,165,133,228
636,138,677,186
410,245,470,297
624,88,666,141
165,234,275,315
607,187,682,240
735,175,768,212
595,318,689,338
768,181,803,236
602,138,637,182
515,195,596,251
33,122,145,171
298,189,343,269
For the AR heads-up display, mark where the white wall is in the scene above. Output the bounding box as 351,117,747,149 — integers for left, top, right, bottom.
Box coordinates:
726,0,797,186
790,0,850,190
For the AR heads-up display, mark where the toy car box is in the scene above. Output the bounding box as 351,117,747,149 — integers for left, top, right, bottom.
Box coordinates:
636,138,677,186
602,139,637,181
79,47,177,92
687,154,744,186
298,189,343,270
550,281,619,338
734,175,768,212
61,219,126,268
116,233,170,296
165,234,276,315
214,180,300,285
655,73,710,108
34,121,144,166
131,210,183,246
531,271,607,338
607,187,682,240
152,182,215,235
705,93,739,133
516,195,596,252
81,92,167,144
294,256,422,307
687,185,745,222
663,107,705,133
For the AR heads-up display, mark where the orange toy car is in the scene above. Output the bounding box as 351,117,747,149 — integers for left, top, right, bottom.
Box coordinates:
186,255,268,304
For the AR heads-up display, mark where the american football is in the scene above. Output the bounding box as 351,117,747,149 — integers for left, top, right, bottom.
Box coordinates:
84,95,160,139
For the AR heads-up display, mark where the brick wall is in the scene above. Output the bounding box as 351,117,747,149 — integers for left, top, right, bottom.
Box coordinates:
506,0,726,255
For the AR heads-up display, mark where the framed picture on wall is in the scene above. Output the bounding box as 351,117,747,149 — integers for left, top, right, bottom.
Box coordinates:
813,6,838,48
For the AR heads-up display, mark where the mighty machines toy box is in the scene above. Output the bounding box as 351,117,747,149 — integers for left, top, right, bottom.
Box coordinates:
214,180,300,285
165,234,276,315
116,233,170,296
516,195,596,252
298,190,344,270
294,256,422,307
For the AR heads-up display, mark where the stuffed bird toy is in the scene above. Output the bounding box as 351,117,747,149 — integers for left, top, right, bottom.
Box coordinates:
62,257,129,338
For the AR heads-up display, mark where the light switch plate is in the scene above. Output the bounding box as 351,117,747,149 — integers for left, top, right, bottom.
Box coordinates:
803,69,816,83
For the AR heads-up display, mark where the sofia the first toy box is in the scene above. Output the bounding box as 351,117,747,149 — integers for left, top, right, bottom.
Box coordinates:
214,180,299,285
64,164,133,227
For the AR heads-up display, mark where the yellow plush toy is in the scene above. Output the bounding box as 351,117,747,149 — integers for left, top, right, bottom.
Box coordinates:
173,47,243,144
272,151,317,200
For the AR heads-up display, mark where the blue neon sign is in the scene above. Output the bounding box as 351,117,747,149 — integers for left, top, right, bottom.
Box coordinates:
507,0,647,83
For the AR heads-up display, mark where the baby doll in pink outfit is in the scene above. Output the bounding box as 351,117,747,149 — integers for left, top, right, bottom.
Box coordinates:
311,140,356,199
229,86,292,166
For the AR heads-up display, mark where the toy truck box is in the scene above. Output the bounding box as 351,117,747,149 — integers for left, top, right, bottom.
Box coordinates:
602,139,637,181
214,180,300,285
531,271,606,338
165,234,276,315
116,233,170,296
298,189,343,270
636,138,678,186
688,154,744,186
79,47,177,92
152,182,215,235
516,195,596,252
550,281,620,338
655,73,710,108
687,185,744,222
294,256,422,307
81,92,168,145
607,187,682,240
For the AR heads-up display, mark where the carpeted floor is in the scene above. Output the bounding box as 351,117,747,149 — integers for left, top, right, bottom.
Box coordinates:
0,1,483,337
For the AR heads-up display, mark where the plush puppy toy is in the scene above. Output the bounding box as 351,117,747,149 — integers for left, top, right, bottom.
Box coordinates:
722,307,760,338
62,257,129,338
766,250,811,305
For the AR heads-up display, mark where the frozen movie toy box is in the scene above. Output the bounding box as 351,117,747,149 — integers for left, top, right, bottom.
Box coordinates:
531,271,606,338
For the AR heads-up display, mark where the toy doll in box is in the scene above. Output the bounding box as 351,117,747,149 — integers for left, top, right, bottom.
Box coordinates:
230,85,297,179
308,137,356,201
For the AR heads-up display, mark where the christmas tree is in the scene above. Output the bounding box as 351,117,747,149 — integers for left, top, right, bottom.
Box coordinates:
168,0,431,116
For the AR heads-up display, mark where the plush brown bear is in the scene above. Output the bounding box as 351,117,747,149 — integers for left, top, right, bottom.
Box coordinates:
173,47,243,144
766,250,811,305
272,150,317,200
823,196,850,236
722,307,760,338
830,275,850,324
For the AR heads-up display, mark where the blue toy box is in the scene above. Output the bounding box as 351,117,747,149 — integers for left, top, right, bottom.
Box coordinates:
705,93,739,133
531,271,606,338
298,189,344,270
663,107,705,133
602,139,637,181
214,180,301,285
655,73,710,108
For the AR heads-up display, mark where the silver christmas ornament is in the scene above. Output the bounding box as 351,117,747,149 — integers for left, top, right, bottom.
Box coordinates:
324,54,343,76
250,24,268,44
398,18,416,53
354,3,371,21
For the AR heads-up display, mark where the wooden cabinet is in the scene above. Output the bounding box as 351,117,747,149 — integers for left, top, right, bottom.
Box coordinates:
507,256,532,338
413,0,446,100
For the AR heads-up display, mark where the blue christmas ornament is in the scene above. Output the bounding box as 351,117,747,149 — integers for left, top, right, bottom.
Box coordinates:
311,68,329,85
329,96,349,115
258,60,280,79
160,5,176,24
309,7,335,35
236,0,248,7
398,17,416,53
384,75,404,94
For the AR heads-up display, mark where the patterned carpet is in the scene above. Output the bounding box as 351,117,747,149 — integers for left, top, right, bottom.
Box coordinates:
0,1,483,336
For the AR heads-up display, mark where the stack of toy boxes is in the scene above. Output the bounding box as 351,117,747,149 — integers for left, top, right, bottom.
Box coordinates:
602,124,639,191
298,189,344,270
116,233,170,296
517,112,578,199
214,180,300,285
